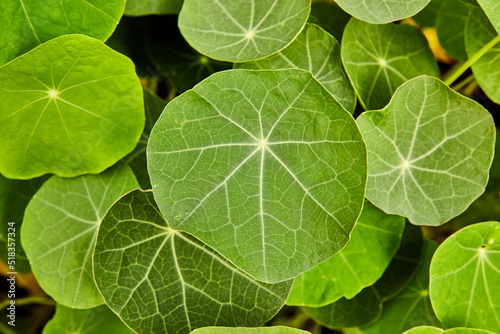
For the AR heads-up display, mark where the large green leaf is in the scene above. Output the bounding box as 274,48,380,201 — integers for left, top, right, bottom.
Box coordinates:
191,327,310,334
178,0,311,62
334,0,430,24
403,327,495,334
43,304,134,334
356,76,495,226
477,0,500,34
287,201,405,307
308,1,351,42
93,189,292,334
21,163,139,309
235,23,356,113
341,19,439,110
124,0,183,16
0,0,125,66
430,222,500,332
0,34,145,179
412,0,446,27
147,69,367,283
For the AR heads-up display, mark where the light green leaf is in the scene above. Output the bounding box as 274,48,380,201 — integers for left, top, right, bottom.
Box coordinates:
288,201,405,306
302,222,424,329
147,69,367,283
308,1,351,42
465,6,500,103
125,0,183,16
235,23,356,113
43,304,134,334
21,163,139,309
430,222,500,332
0,0,125,66
341,19,439,110
334,0,430,24
356,76,495,226
477,0,500,34
403,326,495,334
0,34,145,179
93,189,292,334
191,327,311,334
178,0,311,62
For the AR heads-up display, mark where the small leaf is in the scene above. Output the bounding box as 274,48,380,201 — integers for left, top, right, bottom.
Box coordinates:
0,34,145,179
21,163,139,308
147,69,367,283
125,0,183,16
430,222,500,332
357,76,495,226
403,326,495,334
341,19,439,110
235,23,356,113
191,327,311,334
178,0,311,62
93,189,292,334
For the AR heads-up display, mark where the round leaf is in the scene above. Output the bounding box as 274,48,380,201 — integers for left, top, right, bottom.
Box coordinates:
93,189,292,334
178,0,311,62
403,326,495,334
0,34,145,179
21,163,139,308
147,69,367,283
191,327,311,334
356,76,495,226
430,222,500,332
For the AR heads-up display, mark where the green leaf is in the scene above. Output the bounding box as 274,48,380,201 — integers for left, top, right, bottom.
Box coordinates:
0,34,145,179
287,201,405,307
341,19,439,110
358,241,441,334
0,0,125,66
356,76,496,226
308,1,351,42
430,221,500,332
124,0,183,16
191,327,311,334
178,0,311,62
235,23,356,113
93,189,292,334
465,6,500,103
334,0,430,24
403,326,496,334
21,163,139,308
302,222,424,329
147,69,367,283
412,0,446,27
477,0,500,34
43,304,134,334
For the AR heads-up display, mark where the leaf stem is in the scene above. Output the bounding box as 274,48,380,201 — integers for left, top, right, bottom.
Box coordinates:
444,34,500,86
0,295,55,310
450,75,476,92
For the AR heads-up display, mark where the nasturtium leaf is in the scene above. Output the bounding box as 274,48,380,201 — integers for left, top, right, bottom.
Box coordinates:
357,76,496,226
465,7,500,103
288,201,405,307
43,304,134,334
334,0,430,24
308,1,351,42
235,23,356,113
430,222,500,332
191,327,311,334
178,0,311,62
403,327,495,334
147,69,367,283
21,163,139,309
302,222,424,329
476,0,500,34
0,34,145,179
358,241,441,334
412,0,446,27
93,189,292,334
125,0,183,16
0,0,125,66
341,19,439,110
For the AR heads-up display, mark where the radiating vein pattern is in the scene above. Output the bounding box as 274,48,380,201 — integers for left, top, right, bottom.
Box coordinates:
93,190,291,334
21,164,139,309
335,0,429,24
147,69,366,283
357,76,495,226
178,0,310,62
236,23,356,113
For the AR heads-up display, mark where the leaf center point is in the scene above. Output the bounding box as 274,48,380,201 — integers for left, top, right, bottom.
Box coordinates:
377,58,387,67
245,30,255,39
48,89,59,99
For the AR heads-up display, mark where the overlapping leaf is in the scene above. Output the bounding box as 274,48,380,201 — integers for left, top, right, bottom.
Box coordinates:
191,327,310,334
477,0,500,34
125,0,183,16
147,69,367,283
403,327,495,334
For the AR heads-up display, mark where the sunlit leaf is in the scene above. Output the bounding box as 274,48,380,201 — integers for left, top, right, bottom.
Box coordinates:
191,327,311,334
403,326,495,334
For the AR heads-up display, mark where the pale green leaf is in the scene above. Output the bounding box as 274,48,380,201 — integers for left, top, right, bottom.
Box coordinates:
0,0,125,66
125,0,183,16
43,304,134,334
430,222,500,332
21,163,139,308
93,189,292,334
0,34,145,179
403,326,495,334
147,69,367,283
356,76,495,226
341,19,439,110
178,0,311,62
477,0,500,34
235,23,356,113
191,327,310,334
287,201,405,306
334,0,430,24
